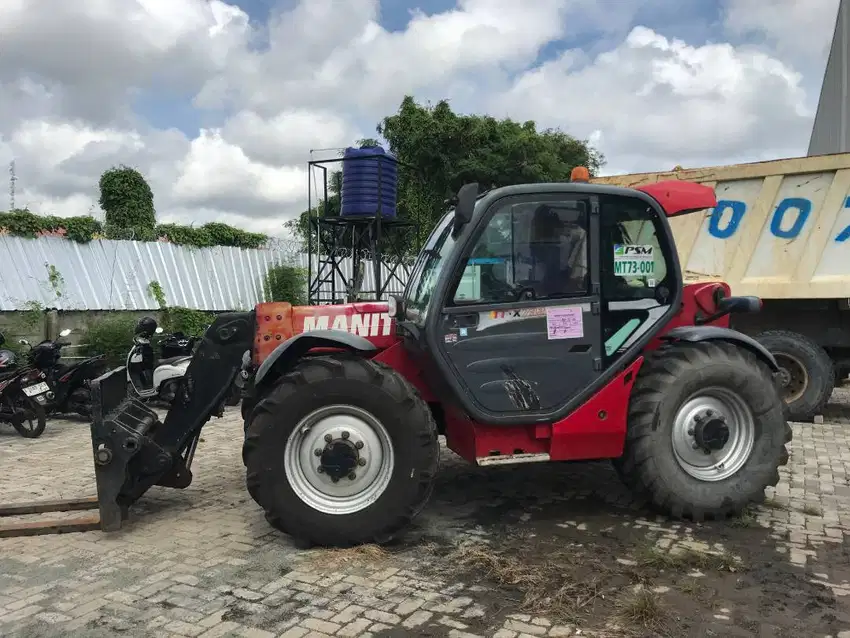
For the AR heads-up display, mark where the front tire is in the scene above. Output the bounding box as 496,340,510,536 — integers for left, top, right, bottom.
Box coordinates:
614,341,789,520
243,355,440,547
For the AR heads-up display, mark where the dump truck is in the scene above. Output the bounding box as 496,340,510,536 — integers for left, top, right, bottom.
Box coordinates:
1,174,791,547
593,153,850,422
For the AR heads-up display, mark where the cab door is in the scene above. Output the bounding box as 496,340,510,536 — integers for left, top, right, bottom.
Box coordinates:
431,192,604,423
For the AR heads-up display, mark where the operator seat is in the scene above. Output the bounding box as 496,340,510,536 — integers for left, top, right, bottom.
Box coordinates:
528,205,587,297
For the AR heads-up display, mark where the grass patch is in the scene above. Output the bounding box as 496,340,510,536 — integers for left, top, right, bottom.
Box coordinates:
729,506,760,528
801,503,823,516
617,587,667,632
636,545,743,573
679,578,708,599
303,544,390,570
762,498,789,511
448,542,610,621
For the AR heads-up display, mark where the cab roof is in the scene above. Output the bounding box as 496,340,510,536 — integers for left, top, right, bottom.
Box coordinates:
481,179,717,218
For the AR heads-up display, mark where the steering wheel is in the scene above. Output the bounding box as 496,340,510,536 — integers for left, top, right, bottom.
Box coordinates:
516,287,536,302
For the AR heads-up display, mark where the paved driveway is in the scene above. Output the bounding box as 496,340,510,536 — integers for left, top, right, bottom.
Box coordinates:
1,388,850,637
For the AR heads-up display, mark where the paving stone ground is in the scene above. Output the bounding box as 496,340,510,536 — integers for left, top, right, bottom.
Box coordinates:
1,385,850,637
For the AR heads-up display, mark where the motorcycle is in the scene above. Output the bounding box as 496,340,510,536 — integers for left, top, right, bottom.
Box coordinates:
127,319,192,404
18,328,107,419
155,326,242,407
0,333,49,438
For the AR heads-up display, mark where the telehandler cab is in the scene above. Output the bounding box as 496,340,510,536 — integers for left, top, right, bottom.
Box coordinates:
1,172,791,547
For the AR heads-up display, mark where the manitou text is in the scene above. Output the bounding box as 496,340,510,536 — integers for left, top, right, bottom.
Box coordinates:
302,313,394,337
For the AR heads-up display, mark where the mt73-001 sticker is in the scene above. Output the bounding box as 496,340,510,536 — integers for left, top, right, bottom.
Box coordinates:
613,244,655,277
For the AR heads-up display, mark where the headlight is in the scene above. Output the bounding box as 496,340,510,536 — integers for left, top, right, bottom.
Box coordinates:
386,295,398,318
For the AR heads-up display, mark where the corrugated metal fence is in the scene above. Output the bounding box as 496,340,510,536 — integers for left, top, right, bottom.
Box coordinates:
0,236,408,311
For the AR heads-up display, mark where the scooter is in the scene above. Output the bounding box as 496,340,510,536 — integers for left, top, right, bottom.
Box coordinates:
18,328,107,419
0,333,49,438
154,326,241,407
127,320,191,404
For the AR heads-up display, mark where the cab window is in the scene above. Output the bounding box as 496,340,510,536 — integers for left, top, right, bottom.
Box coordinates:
600,194,674,362
600,194,670,301
451,198,589,305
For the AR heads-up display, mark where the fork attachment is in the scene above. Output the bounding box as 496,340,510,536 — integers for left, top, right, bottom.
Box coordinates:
89,311,255,531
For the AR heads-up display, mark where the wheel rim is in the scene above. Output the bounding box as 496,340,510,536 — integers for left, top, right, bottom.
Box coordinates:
284,404,395,515
671,386,756,482
773,352,808,403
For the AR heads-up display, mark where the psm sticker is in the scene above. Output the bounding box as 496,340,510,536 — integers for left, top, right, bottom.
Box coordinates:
614,244,655,278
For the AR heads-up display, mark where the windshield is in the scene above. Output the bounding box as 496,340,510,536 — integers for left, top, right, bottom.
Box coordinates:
403,211,456,323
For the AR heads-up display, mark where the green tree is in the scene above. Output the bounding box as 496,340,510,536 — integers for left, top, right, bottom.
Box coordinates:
99,165,156,241
378,96,604,246
264,264,307,306
286,99,603,254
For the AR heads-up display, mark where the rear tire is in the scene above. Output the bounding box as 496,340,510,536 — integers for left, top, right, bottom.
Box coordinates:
614,341,789,520
243,355,439,547
755,330,833,422
10,395,47,439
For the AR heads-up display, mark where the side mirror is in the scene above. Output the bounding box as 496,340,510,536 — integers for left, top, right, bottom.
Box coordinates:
59,328,72,337
717,295,762,314
452,183,479,238
155,327,164,334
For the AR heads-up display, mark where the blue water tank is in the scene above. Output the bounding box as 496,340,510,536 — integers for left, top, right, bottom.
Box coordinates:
340,146,398,219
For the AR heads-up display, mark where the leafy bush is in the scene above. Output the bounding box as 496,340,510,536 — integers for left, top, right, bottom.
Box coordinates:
0,209,103,243
81,314,138,366
0,209,268,248
99,166,156,241
161,307,215,336
264,264,307,306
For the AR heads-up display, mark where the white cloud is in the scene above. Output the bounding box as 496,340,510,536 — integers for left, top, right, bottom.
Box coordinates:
493,26,811,174
172,129,306,213
0,0,839,234
721,0,839,66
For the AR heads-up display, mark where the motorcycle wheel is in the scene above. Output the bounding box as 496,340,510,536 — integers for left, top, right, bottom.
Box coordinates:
10,395,47,439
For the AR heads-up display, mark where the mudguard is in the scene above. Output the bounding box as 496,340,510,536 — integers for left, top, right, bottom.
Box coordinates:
254,329,378,387
662,325,779,372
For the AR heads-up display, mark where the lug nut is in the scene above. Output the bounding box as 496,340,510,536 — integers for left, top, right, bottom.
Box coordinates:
692,442,700,450
718,415,726,422
694,415,703,423
703,449,711,455
324,433,333,443
358,458,366,466
687,428,694,436
706,409,713,417
317,466,325,473
348,472,356,480
331,476,339,483
341,431,350,440
355,441,364,449
314,449,322,457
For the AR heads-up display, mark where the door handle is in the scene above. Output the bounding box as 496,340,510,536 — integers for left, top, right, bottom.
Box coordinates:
450,313,479,328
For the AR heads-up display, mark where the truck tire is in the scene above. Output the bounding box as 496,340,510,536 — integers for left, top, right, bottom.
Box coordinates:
242,354,440,547
614,341,789,521
754,330,833,422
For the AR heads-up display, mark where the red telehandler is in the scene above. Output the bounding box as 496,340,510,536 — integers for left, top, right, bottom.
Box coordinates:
0,173,791,546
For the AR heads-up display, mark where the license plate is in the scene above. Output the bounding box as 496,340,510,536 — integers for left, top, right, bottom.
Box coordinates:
23,382,50,397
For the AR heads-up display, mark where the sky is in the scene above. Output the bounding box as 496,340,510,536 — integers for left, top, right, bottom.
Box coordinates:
0,0,840,237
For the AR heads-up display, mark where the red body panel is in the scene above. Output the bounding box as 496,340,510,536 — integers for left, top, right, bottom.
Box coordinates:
254,301,395,364
636,180,717,217
253,280,731,465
